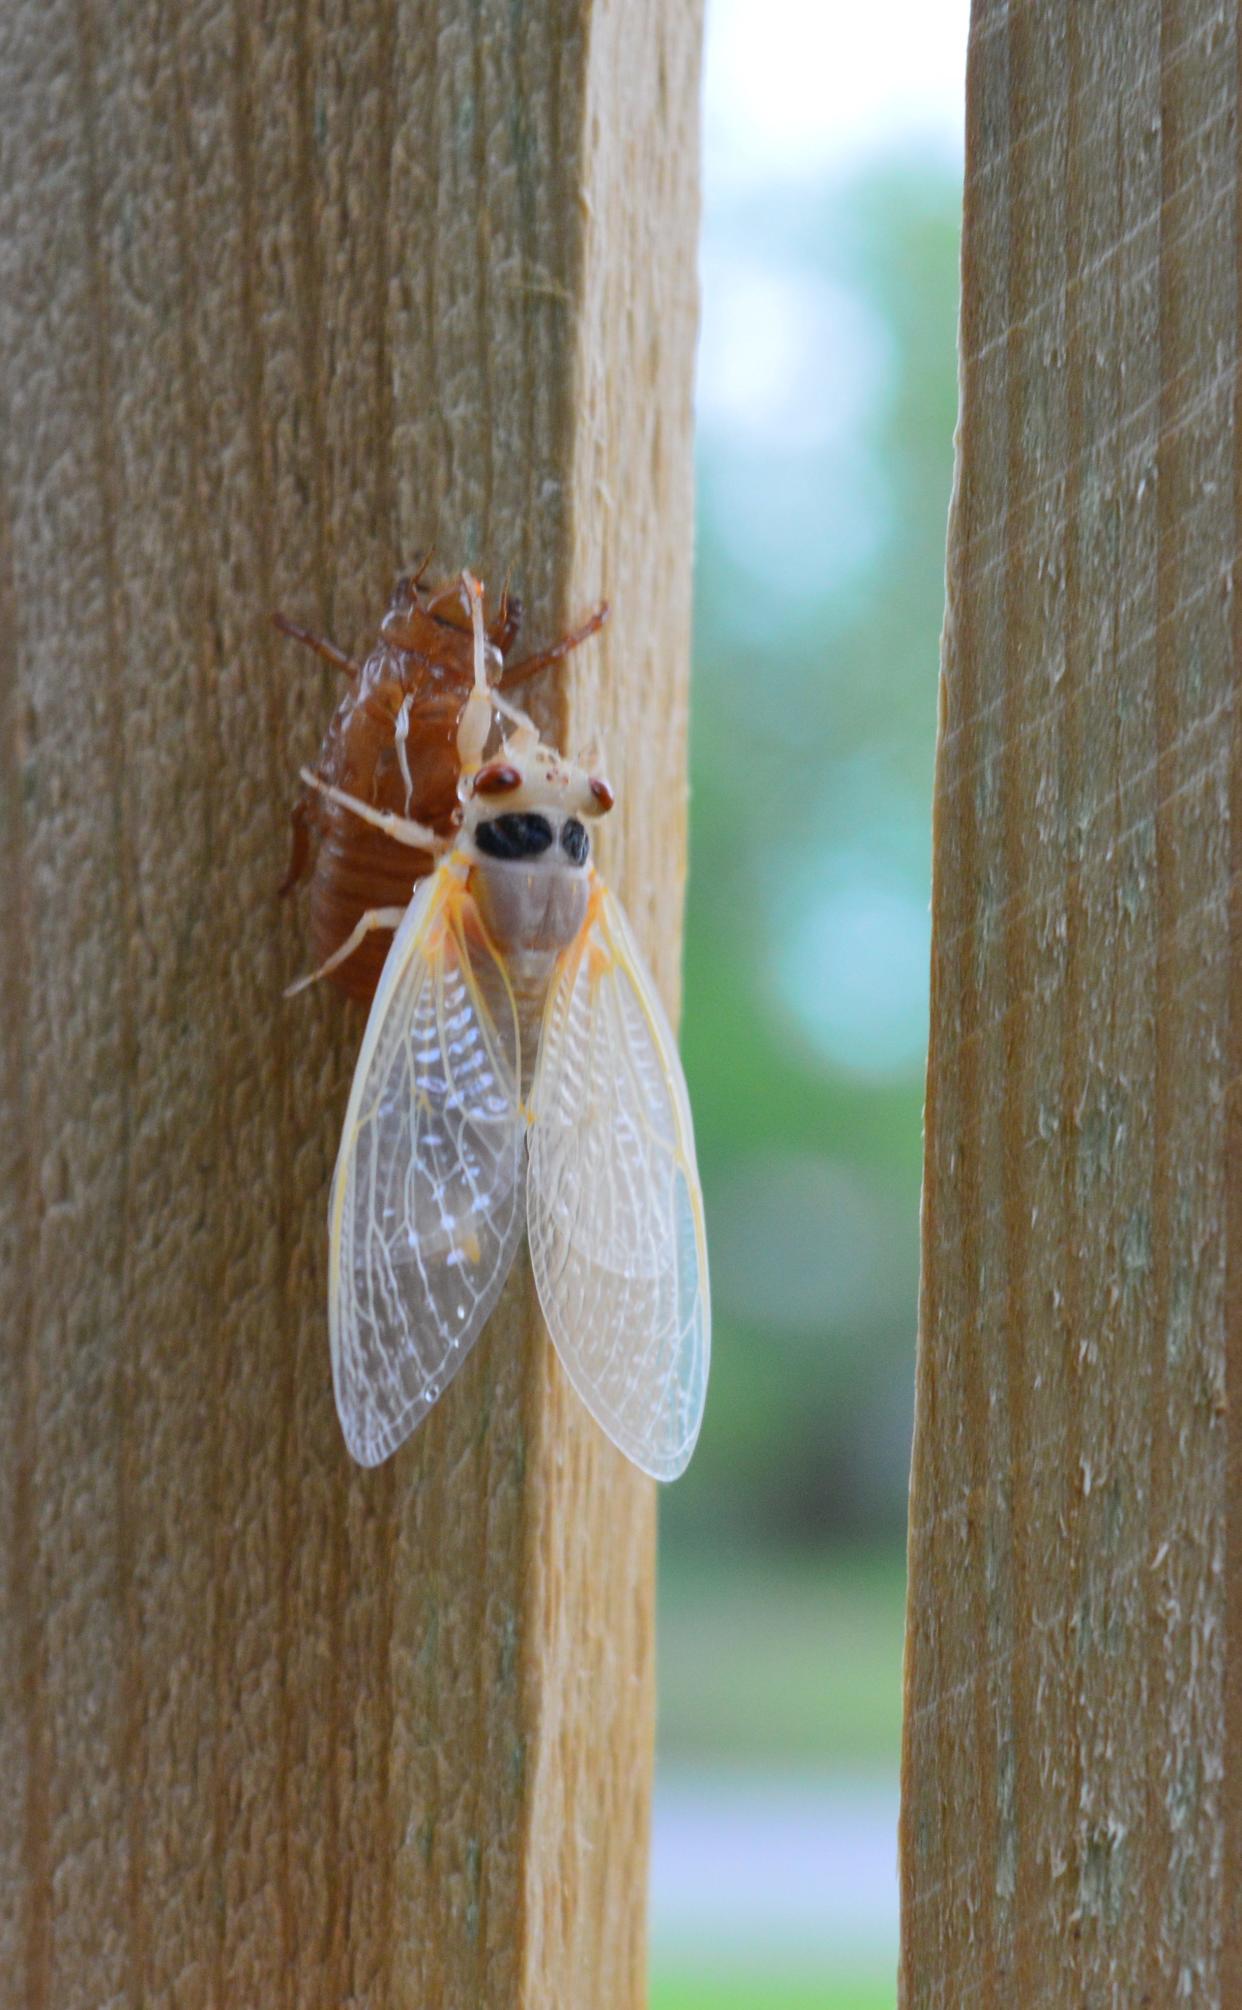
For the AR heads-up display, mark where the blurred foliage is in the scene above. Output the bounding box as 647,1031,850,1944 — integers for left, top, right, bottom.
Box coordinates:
658,1550,905,1767
665,153,961,1560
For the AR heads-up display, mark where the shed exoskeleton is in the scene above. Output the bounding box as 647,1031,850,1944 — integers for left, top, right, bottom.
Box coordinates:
277,560,608,1001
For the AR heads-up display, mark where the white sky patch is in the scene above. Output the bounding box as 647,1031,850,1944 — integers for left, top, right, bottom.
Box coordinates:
704,0,971,195
696,253,893,451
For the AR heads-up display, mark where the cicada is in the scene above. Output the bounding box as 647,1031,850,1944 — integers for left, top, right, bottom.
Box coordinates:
294,573,710,1481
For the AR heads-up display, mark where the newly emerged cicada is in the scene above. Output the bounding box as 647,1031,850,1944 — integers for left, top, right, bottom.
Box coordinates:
292,573,710,1481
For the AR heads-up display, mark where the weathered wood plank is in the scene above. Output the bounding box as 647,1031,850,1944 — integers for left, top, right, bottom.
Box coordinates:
902,0,1242,2001
0,3,702,2003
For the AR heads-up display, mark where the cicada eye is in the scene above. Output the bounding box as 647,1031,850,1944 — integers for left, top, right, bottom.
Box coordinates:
588,776,615,813
474,762,522,797
561,819,590,866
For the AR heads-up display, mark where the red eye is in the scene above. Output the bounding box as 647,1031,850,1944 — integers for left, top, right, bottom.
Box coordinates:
589,775,614,812
474,762,522,796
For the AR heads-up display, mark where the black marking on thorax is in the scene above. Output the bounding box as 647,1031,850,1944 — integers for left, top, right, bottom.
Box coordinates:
475,812,555,860
561,819,589,865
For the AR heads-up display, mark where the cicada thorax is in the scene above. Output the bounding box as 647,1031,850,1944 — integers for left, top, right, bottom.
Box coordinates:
459,763,609,1090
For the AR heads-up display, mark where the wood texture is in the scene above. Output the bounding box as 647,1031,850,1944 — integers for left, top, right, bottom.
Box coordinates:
0,4,702,2004
901,0,1242,2001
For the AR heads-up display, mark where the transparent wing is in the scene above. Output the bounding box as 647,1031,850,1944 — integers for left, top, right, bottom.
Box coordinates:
328,868,525,1466
527,882,710,1480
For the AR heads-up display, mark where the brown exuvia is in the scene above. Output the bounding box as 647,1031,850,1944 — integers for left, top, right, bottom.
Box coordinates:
277,562,608,1002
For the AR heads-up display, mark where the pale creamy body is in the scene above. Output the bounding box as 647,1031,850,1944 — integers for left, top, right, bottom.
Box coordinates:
466,846,590,1089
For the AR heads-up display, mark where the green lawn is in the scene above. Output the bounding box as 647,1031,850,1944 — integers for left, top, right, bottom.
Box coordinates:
652,1970,893,2010
657,1546,906,1769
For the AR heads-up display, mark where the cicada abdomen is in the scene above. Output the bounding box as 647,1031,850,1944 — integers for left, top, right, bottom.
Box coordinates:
278,565,607,1002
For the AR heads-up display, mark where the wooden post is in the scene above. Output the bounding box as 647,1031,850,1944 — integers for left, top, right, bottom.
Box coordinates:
902,0,1242,2000
0,4,702,2004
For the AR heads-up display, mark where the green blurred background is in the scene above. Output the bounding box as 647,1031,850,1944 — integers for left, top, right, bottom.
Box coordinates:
650,4,967,2003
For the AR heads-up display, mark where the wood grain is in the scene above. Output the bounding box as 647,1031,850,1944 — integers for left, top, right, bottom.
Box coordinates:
0,3,702,2004
901,0,1242,2001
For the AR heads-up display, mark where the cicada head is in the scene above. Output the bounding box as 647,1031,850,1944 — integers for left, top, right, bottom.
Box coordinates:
467,737,614,826
456,588,615,958
460,736,614,939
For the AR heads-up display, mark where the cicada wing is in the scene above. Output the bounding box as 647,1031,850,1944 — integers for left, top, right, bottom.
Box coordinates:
527,883,711,1481
329,868,525,1466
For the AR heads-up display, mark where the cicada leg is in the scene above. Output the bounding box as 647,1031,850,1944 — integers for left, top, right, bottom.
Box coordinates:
299,767,447,854
285,905,408,998
500,601,610,689
272,610,360,680
491,687,539,738
278,793,315,897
